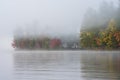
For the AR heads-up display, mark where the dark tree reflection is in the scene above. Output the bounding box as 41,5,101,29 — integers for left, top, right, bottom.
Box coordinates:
80,52,120,80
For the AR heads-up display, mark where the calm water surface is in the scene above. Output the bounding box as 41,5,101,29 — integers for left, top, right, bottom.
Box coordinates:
0,50,120,80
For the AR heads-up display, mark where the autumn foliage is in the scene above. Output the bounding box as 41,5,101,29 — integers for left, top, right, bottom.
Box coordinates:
80,19,120,49
12,37,61,49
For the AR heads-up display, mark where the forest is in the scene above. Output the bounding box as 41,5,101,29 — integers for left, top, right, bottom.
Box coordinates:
80,1,120,49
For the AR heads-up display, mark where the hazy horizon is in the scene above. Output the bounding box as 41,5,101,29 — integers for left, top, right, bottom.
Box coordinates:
0,0,118,50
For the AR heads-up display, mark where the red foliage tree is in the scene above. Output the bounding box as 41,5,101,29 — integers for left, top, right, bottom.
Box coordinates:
11,40,16,48
50,38,61,48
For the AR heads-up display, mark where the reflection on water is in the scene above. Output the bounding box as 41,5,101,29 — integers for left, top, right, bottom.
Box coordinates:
13,51,120,80
80,52,120,80
13,51,81,80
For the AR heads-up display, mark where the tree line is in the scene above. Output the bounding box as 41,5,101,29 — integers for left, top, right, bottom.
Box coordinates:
80,1,120,49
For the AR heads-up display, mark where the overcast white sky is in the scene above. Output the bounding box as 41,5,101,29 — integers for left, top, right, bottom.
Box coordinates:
0,0,118,50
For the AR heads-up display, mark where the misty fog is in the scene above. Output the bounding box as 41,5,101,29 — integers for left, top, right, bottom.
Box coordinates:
0,0,118,50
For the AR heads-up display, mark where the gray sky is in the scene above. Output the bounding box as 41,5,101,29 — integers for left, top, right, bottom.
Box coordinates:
0,0,118,50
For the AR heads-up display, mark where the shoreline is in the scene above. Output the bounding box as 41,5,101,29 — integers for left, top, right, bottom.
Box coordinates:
14,49,120,52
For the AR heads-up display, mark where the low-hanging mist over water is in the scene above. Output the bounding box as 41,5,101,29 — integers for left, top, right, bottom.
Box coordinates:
0,0,118,50
0,1,120,80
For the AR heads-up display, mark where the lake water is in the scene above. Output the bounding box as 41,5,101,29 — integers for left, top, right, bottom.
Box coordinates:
0,50,120,80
